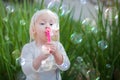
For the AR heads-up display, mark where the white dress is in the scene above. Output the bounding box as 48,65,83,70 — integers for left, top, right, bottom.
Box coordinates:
20,41,70,80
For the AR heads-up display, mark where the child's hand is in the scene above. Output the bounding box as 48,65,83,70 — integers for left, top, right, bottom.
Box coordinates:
39,53,50,60
45,42,58,56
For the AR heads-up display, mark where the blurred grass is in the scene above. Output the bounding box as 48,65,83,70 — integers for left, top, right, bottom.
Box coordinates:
0,0,120,80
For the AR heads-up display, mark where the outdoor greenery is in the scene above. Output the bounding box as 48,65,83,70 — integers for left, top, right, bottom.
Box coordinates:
0,0,120,80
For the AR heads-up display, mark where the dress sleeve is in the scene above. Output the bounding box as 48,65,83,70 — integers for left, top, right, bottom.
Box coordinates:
56,42,70,71
20,43,36,75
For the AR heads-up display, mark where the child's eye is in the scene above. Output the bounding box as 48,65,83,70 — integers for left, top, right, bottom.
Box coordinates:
40,23,45,25
50,24,53,26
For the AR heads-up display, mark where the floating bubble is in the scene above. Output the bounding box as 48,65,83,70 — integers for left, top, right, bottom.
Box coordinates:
16,71,26,80
6,5,15,14
114,14,118,20
80,0,87,4
12,49,20,59
87,69,100,80
50,25,59,41
73,63,80,71
114,14,118,25
34,8,39,12
20,19,26,26
82,18,96,26
94,5,99,10
12,49,21,66
82,18,90,25
87,70,90,74
51,24,59,30
106,64,111,69
5,35,9,41
41,45,54,71
82,18,97,33
98,40,108,50
16,57,21,66
70,32,82,44
41,55,54,71
20,58,25,66
76,57,88,70
76,56,83,63
104,7,118,24
96,77,100,80
106,75,110,79
47,0,60,11
42,45,50,54
60,5,70,16
3,17,8,22
91,27,98,33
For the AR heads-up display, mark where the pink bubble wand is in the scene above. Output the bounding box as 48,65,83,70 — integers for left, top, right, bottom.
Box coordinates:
45,27,51,43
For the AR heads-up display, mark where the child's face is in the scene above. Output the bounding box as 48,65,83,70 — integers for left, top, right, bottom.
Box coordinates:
34,13,57,42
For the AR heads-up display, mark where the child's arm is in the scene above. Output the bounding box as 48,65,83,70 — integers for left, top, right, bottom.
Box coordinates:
32,53,49,70
47,42,70,71
55,42,70,71
21,44,50,75
20,44,35,75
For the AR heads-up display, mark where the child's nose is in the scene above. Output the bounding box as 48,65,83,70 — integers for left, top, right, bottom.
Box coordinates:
45,24,51,28
46,23,50,27
45,26,51,31
45,26,50,29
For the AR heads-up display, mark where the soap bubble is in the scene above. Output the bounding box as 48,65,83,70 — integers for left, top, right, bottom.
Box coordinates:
16,57,21,66
104,7,118,25
76,56,83,64
3,17,8,22
20,58,25,66
41,55,54,71
5,35,9,41
20,19,26,26
80,0,88,4
51,24,59,30
70,32,83,44
104,7,118,20
82,18,96,26
12,49,21,66
87,69,100,80
98,40,108,50
106,75,110,79
82,18,97,33
34,8,39,12
59,5,70,16
106,64,111,69
96,77,100,80
94,5,99,10
16,71,26,80
41,45,54,71
91,27,98,33
12,49,20,59
6,5,15,14
47,0,60,11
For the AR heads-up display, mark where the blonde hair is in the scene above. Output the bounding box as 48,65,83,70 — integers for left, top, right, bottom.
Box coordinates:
29,9,59,42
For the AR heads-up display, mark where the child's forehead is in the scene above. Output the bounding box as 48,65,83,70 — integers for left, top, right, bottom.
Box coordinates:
37,13,57,22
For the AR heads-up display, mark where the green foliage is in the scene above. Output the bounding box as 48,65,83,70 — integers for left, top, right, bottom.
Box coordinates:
0,0,120,80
